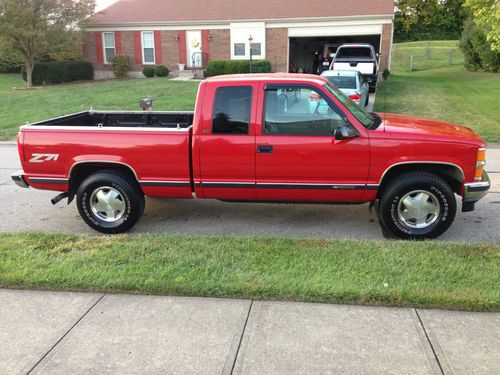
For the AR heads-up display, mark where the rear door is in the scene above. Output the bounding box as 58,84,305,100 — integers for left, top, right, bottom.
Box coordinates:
255,83,370,202
196,82,257,200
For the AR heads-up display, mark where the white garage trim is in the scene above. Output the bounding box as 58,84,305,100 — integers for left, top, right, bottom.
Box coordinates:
288,24,383,37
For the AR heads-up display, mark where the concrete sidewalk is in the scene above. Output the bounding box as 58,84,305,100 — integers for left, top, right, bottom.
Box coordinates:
0,289,498,374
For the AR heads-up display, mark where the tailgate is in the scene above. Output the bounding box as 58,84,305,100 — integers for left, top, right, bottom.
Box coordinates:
333,62,374,75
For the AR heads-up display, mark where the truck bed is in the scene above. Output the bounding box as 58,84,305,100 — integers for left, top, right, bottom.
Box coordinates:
33,110,194,129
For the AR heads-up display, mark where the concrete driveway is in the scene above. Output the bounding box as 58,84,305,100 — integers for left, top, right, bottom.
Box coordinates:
1,143,499,243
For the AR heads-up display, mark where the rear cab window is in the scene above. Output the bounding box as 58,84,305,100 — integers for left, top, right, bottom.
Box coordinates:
212,86,252,134
336,47,373,59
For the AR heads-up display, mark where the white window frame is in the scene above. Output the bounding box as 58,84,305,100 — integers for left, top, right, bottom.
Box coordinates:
102,32,116,64
230,22,266,60
141,31,156,65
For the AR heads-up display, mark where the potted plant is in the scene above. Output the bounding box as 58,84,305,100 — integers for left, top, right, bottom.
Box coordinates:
178,63,185,71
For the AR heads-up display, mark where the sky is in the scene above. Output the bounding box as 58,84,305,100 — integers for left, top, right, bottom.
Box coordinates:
96,0,119,12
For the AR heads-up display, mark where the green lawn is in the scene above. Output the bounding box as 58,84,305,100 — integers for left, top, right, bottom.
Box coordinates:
0,233,498,311
375,41,500,142
0,75,199,140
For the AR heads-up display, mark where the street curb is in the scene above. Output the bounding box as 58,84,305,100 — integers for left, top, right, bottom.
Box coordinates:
0,141,16,146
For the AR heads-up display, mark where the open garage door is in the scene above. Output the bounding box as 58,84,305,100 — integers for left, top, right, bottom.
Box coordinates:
289,34,381,74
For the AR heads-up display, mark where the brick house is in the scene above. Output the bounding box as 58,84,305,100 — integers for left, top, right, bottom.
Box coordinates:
85,0,394,79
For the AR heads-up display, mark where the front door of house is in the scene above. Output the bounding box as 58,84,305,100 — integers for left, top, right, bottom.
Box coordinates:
186,30,202,68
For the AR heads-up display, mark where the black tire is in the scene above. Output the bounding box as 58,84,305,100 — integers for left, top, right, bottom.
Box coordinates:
377,172,456,240
76,170,145,234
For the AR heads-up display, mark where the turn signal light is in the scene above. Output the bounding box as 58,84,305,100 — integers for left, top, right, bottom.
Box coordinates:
474,147,486,181
17,131,25,162
348,94,362,102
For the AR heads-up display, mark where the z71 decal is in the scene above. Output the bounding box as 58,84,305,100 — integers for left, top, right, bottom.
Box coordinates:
29,153,59,163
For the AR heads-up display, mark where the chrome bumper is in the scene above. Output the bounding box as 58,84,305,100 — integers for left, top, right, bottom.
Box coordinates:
11,170,29,188
462,171,490,212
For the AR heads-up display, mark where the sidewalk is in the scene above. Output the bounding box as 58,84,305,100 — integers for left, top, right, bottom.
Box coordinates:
1,289,498,374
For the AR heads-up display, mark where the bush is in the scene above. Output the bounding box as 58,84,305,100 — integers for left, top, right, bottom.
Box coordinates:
155,65,169,77
22,61,93,85
111,55,129,79
460,18,500,73
143,66,155,78
0,50,24,73
205,60,273,77
382,69,390,81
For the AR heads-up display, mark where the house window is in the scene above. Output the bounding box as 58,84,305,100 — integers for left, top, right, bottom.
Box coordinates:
251,43,261,56
142,31,155,64
103,32,116,64
234,43,245,57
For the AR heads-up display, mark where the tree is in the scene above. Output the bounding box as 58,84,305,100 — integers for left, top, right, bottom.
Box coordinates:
0,0,95,87
464,0,500,51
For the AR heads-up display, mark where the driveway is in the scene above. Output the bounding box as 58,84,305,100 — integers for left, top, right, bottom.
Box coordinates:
1,143,499,243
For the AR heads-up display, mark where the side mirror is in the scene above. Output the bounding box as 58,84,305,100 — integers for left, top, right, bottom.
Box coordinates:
330,53,335,58
334,124,360,140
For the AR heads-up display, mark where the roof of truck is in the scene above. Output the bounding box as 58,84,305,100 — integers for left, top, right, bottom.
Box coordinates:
205,73,328,85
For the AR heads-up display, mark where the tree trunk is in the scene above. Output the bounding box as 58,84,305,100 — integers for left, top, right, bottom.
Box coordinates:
25,61,34,88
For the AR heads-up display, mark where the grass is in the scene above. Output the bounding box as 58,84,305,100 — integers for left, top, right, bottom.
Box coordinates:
0,75,200,140
375,40,500,142
0,233,499,311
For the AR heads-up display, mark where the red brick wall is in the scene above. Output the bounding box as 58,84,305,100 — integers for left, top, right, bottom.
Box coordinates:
266,28,288,72
208,29,230,60
379,23,392,71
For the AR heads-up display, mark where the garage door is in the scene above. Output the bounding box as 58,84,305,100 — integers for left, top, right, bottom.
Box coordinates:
288,24,383,38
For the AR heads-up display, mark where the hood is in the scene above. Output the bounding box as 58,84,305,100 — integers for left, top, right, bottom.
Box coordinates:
378,113,484,145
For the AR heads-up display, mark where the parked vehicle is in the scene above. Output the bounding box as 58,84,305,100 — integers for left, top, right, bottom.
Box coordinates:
330,44,379,92
320,70,369,108
12,74,490,239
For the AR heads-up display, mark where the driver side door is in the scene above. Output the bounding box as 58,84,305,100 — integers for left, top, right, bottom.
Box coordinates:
255,84,370,202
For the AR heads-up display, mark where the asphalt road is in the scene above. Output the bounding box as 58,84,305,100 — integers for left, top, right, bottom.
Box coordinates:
1,143,499,243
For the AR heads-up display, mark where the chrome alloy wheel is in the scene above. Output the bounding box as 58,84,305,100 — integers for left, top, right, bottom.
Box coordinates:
396,190,441,229
90,186,126,222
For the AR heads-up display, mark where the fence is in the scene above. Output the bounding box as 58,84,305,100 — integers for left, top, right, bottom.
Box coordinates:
392,41,463,72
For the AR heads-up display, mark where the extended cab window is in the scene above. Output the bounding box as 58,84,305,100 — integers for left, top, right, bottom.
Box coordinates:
212,86,252,134
264,86,348,136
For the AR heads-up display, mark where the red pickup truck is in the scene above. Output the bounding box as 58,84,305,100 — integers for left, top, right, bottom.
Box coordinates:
12,74,490,239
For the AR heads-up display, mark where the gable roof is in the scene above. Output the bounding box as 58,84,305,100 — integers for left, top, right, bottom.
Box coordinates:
90,0,394,25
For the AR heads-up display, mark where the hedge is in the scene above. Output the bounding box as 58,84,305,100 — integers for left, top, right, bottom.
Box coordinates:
155,65,169,77
143,66,155,78
22,61,93,85
205,60,272,77
0,52,24,73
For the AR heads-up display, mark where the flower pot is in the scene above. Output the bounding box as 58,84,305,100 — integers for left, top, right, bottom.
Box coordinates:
178,63,186,71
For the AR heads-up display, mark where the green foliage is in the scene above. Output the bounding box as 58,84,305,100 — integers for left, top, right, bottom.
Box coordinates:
0,49,23,73
0,0,95,87
205,60,272,77
143,66,155,78
394,0,467,42
111,55,129,79
465,0,500,52
460,18,500,72
155,65,169,77
21,61,93,85
382,69,391,80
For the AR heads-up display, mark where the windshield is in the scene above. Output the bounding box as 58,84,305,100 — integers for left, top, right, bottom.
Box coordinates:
324,75,356,89
323,81,373,128
336,47,373,59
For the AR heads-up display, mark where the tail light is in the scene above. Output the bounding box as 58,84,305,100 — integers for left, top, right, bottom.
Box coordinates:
349,93,362,102
474,147,486,181
17,131,25,162
309,92,321,101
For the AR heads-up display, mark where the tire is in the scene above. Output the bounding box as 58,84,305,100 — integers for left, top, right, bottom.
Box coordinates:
377,172,456,240
364,94,369,108
76,170,145,234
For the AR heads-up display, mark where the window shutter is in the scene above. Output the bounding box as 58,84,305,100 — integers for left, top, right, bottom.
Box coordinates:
95,32,104,64
134,31,142,64
178,31,187,65
202,30,209,56
115,32,122,55
154,31,162,64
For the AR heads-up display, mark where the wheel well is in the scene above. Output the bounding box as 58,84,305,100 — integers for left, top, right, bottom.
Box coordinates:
378,163,464,197
68,162,140,202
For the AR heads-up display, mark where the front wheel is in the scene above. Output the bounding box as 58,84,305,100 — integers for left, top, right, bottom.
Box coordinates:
378,172,456,240
76,170,145,234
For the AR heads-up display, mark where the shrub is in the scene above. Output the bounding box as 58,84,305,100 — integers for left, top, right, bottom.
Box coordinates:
205,60,272,77
460,18,500,72
155,65,169,77
143,66,155,78
22,61,93,85
382,69,390,81
111,55,129,79
0,50,24,73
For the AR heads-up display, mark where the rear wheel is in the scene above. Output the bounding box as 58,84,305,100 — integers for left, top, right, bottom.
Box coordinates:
377,172,456,240
76,170,145,234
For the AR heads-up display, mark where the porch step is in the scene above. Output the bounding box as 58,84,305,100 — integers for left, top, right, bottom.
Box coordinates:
173,69,205,79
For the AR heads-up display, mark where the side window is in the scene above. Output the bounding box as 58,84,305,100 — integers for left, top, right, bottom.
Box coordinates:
263,87,348,136
212,86,252,134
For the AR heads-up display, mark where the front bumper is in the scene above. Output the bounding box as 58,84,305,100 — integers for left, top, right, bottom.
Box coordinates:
11,170,29,188
462,171,490,212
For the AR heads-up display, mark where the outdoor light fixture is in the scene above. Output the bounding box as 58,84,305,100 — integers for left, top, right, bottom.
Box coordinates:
175,34,180,41
208,33,213,41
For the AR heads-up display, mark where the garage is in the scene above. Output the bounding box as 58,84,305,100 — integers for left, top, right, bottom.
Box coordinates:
287,24,386,74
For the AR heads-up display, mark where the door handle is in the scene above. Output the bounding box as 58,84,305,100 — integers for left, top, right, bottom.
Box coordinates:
257,145,273,154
